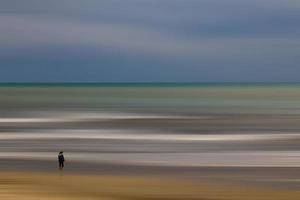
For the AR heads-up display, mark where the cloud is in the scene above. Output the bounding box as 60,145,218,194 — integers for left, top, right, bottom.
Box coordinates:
0,0,300,82
1,14,299,60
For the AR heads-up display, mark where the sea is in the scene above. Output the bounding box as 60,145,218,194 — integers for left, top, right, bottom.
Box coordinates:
1,83,300,183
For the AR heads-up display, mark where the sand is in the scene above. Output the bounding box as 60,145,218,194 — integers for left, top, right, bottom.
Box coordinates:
0,171,300,200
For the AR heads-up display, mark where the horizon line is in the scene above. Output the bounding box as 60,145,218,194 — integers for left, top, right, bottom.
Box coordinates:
1,81,300,85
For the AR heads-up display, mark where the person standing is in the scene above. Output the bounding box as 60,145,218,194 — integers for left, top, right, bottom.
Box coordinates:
58,151,65,169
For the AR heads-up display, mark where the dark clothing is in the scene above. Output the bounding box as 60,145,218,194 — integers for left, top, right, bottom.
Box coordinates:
58,154,64,162
58,154,65,169
59,161,64,168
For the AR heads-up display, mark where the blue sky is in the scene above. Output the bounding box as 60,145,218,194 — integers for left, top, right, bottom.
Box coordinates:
0,0,300,82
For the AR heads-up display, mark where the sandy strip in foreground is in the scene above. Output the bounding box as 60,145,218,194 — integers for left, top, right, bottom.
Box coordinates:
0,172,300,200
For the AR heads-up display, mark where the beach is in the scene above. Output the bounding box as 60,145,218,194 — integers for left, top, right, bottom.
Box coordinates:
2,0,300,197
2,171,300,200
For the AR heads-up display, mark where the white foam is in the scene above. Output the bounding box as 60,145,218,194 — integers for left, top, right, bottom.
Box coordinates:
0,130,299,142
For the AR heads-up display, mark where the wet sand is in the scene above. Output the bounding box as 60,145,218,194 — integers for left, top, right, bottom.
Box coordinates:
1,171,300,200
1,158,300,191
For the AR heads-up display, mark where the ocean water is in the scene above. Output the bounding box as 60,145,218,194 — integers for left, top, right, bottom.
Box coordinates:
1,83,300,168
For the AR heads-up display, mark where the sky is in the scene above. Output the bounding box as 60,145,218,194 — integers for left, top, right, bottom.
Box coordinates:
0,0,300,82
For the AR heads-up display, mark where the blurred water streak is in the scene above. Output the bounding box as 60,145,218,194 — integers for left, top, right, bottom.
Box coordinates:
1,83,300,168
